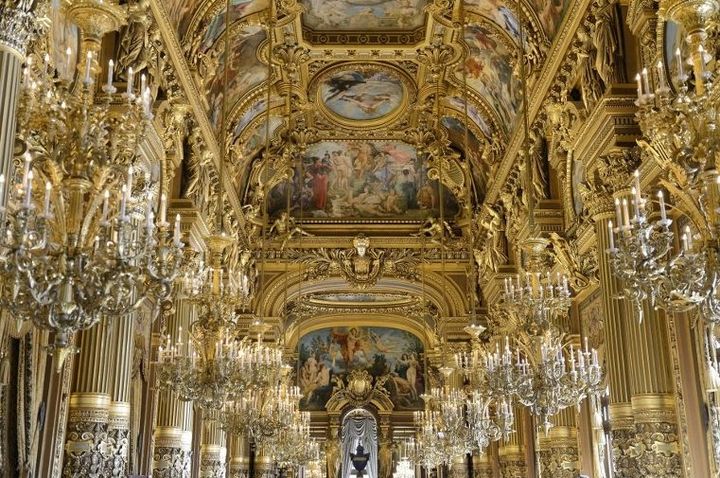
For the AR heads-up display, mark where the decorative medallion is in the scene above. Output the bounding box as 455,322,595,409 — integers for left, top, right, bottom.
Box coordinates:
312,63,414,128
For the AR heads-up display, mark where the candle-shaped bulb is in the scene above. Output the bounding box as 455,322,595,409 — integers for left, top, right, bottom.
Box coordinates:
126,66,134,96
107,59,114,87
44,181,52,215
159,193,167,224
84,51,92,83
24,171,33,208
608,220,615,250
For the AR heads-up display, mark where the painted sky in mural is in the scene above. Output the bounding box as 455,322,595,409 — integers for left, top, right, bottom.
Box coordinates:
464,0,521,42
298,327,424,410
301,0,428,30
444,96,494,138
460,23,521,130
205,25,267,132
267,141,459,220
320,69,405,122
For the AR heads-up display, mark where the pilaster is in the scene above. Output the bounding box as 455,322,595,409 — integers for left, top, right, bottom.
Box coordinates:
228,436,250,478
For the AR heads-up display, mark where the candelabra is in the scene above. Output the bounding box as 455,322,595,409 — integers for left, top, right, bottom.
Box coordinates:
393,455,415,478
0,48,185,364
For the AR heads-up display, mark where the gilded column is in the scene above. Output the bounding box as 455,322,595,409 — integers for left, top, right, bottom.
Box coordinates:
471,450,493,478
255,451,274,478
200,415,227,478
581,160,636,477
537,408,580,478
62,324,113,477
0,1,35,195
625,305,683,476
105,315,134,476
450,454,468,478
152,300,195,478
498,406,526,478
228,436,250,478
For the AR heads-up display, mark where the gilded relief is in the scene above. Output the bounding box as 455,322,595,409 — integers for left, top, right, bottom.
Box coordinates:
297,327,424,410
267,141,460,220
300,0,428,31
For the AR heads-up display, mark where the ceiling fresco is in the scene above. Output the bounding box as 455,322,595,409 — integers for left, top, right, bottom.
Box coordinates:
458,22,522,131
319,68,405,122
156,0,572,219
266,140,460,220
300,0,429,31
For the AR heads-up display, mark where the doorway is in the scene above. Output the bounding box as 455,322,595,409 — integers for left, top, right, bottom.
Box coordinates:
341,408,377,478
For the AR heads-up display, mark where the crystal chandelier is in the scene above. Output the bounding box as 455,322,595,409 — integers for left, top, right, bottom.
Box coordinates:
155,234,257,409
261,410,318,468
0,48,185,363
456,333,515,450
515,333,602,432
608,23,720,323
501,239,572,331
413,383,472,468
393,455,415,478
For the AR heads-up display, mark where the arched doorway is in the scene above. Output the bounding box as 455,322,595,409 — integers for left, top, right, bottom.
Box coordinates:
341,408,378,478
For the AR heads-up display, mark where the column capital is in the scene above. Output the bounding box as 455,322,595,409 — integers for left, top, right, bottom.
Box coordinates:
0,3,36,58
581,148,641,219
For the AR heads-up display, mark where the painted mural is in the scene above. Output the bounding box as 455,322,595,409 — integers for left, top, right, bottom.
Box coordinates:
444,96,494,138
301,0,428,30
240,116,283,158
195,0,268,53
320,69,405,122
267,141,460,220
464,0,521,42
165,0,197,40
297,327,425,410
233,96,284,141
205,26,267,132
529,0,567,38
460,23,521,131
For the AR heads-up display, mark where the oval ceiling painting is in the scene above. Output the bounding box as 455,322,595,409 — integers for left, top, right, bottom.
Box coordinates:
319,67,405,123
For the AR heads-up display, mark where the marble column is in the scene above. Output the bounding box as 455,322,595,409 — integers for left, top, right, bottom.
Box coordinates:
62,323,113,477
200,416,227,478
152,300,195,478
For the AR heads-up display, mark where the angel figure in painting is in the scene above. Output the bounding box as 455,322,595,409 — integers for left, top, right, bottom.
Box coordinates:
269,212,313,250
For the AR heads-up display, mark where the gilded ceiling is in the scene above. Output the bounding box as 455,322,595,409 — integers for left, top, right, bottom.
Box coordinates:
159,0,569,215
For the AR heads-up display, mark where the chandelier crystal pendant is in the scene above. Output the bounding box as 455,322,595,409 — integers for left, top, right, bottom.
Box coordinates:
0,49,183,364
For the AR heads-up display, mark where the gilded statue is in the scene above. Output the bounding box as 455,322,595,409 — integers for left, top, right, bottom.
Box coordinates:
474,204,508,274
116,0,152,80
411,216,456,245
592,0,623,86
379,439,393,478
269,212,312,250
525,129,550,200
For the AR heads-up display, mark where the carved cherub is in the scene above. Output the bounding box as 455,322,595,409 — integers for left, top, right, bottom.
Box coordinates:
269,212,312,250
